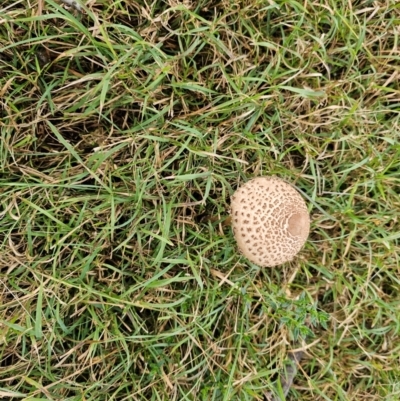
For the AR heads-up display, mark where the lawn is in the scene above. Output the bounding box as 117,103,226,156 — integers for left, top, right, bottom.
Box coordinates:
0,0,399,400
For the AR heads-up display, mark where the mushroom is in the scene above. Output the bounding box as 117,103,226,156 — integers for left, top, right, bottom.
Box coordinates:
230,176,310,267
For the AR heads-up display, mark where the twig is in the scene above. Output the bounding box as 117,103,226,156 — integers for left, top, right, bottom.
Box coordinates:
59,0,82,11
265,349,304,401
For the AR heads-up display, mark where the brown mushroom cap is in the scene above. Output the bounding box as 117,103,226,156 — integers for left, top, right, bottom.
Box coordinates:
231,176,310,267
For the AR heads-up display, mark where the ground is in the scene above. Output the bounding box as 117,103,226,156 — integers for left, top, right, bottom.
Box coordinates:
0,0,399,400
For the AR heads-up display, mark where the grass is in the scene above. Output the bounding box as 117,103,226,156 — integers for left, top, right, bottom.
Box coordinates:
0,0,399,400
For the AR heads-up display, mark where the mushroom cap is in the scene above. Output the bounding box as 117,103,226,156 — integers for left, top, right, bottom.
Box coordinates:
231,176,310,267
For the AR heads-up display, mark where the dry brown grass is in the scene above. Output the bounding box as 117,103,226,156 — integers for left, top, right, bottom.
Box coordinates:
0,0,399,400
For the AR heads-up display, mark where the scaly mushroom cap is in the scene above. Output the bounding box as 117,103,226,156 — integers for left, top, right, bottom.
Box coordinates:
231,176,310,267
